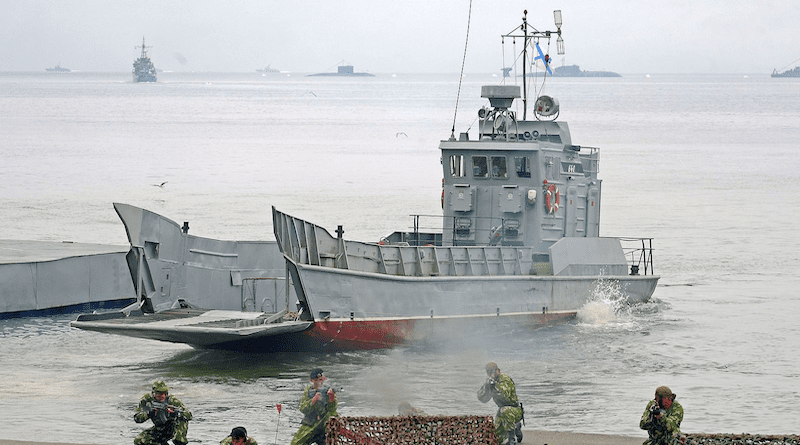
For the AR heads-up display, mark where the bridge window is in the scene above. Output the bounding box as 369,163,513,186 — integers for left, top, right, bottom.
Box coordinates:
491,156,507,178
472,156,488,178
449,154,465,178
515,156,531,178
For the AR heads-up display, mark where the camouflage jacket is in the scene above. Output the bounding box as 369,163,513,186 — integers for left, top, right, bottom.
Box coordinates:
134,393,193,425
477,373,519,408
299,385,339,428
639,400,683,445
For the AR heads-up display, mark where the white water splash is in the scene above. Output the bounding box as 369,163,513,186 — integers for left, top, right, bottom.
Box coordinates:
576,278,633,326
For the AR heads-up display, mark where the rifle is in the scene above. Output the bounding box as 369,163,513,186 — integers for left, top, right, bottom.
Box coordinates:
650,400,666,419
146,401,185,425
310,386,336,407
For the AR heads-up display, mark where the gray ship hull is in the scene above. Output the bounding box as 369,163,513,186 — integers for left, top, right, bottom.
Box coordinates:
1,240,135,318
274,208,659,343
290,260,657,321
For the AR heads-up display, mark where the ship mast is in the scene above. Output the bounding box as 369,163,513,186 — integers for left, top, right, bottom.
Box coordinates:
138,37,150,59
504,10,564,120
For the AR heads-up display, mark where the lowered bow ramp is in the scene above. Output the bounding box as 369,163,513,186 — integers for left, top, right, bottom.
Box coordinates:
71,309,312,350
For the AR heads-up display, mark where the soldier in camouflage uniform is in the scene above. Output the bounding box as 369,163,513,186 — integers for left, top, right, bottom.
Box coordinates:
290,368,338,445
134,381,193,445
220,426,257,445
478,362,523,445
639,386,685,445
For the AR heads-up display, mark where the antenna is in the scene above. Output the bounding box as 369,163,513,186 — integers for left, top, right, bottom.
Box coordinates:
502,10,565,120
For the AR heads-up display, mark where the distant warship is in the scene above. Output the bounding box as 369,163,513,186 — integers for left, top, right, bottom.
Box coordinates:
550,64,620,77
45,63,71,72
132,37,157,83
771,66,800,78
256,65,280,73
308,62,374,77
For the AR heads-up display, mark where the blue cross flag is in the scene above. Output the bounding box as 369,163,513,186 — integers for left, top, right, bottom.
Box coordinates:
533,42,552,75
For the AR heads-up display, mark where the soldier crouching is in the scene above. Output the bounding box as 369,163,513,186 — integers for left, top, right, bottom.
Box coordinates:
134,380,193,445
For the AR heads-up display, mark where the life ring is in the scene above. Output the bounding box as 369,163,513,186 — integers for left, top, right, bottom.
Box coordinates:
545,184,559,214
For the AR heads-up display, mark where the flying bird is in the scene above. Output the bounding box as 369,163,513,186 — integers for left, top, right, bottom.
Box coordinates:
152,181,168,188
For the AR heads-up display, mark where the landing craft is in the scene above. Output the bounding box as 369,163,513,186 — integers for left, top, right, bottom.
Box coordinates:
72,9,659,351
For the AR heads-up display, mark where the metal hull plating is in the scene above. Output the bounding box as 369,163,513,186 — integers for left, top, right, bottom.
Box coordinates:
290,260,657,322
1,240,136,319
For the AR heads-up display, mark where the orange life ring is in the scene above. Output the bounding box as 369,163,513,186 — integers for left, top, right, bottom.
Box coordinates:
545,184,559,214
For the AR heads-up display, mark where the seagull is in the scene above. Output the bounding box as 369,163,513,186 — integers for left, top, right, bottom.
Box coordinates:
396,132,408,138
152,181,168,188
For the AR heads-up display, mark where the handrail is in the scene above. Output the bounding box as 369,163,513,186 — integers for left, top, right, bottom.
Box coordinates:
618,237,655,276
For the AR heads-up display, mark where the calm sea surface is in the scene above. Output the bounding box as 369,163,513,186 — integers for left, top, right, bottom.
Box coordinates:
1,71,799,444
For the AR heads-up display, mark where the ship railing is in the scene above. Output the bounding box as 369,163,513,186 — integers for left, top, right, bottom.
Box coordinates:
617,237,655,275
387,214,526,247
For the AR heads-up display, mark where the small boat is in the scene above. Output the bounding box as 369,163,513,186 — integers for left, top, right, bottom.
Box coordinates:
308,62,374,77
550,64,621,77
132,37,157,83
45,63,71,72
71,10,659,352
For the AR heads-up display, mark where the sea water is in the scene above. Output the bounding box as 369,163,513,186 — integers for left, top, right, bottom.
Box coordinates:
1,71,799,444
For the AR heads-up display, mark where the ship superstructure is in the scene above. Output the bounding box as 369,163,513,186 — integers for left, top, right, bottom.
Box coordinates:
132,37,157,83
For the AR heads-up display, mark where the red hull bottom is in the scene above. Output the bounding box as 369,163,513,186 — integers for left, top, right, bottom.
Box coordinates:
295,311,576,352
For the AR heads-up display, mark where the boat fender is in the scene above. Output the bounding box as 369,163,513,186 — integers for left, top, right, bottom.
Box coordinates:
545,184,559,214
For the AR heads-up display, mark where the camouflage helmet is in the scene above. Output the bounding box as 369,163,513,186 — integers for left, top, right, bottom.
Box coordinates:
655,385,675,399
485,362,499,374
152,380,169,394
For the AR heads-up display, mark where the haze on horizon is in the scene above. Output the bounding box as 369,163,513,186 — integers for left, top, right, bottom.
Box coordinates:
1,0,798,75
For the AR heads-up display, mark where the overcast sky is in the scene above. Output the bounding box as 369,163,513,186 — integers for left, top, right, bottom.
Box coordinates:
2,0,798,74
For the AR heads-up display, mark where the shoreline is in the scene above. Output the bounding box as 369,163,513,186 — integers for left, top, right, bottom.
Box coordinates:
0,430,644,445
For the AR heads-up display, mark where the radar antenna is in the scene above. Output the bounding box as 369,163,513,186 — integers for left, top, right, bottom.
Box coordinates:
502,10,564,120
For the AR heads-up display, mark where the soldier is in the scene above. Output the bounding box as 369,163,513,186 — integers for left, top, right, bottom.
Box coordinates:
220,426,257,445
639,385,686,445
134,380,193,445
478,362,523,445
290,368,339,445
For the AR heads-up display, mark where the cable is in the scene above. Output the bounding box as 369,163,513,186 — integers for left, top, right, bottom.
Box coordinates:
451,0,473,140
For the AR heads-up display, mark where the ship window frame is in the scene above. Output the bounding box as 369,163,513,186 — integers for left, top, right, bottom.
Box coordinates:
449,154,466,178
472,156,489,179
491,156,508,179
514,156,531,178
